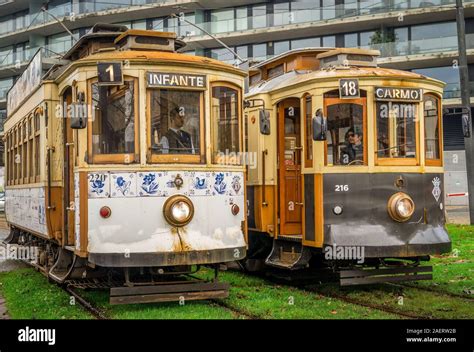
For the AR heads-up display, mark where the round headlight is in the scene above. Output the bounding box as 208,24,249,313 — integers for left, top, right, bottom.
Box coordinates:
387,192,415,222
163,195,194,227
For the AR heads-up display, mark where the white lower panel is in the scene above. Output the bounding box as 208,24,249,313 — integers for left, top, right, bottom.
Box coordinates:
5,187,47,236
88,195,245,254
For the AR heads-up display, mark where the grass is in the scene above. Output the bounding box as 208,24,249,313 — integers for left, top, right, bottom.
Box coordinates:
0,224,472,319
405,224,474,297
0,268,92,319
196,269,400,319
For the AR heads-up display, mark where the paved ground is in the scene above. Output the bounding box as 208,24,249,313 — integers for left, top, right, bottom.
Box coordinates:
446,205,470,225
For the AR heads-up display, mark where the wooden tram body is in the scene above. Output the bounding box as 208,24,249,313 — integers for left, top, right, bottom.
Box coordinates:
244,48,451,284
3,25,247,303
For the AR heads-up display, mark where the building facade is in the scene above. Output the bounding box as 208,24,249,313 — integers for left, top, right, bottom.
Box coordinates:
0,0,472,201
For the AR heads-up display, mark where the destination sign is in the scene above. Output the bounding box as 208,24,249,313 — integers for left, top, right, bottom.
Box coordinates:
147,72,206,89
374,87,422,102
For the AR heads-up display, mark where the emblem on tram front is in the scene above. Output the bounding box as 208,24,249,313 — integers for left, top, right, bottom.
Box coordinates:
231,176,242,195
432,177,441,202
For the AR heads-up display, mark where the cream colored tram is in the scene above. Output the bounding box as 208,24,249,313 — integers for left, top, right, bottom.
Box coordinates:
244,48,451,285
4,24,247,303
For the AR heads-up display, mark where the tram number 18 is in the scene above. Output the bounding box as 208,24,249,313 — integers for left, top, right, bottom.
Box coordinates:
339,79,359,99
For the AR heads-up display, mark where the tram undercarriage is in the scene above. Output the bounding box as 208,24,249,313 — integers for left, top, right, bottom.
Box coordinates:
4,227,231,304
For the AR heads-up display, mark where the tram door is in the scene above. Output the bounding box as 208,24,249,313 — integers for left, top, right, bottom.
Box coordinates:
62,88,75,246
277,98,303,236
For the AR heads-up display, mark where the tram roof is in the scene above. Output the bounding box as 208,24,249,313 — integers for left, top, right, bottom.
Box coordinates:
247,65,445,96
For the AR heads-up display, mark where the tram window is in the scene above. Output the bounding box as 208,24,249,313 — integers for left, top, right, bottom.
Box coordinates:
34,112,41,179
304,94,313,168
91,79,137,162
211,85,241,163
424,94,441,164
325,101,365,166
376,102,417,163
148,89,202,161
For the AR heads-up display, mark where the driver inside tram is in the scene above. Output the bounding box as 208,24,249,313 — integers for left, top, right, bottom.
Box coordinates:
160,107,195,154
340,129,363,165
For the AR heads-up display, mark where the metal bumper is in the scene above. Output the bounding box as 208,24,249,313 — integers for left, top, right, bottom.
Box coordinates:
89,246,247,267
324,224,451,258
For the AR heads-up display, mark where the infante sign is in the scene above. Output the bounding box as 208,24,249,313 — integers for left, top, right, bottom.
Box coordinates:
374,87,422,102
147,72,206,89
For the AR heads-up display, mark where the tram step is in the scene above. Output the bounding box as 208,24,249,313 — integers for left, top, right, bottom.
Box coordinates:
339,266,433,286
265,239,312,270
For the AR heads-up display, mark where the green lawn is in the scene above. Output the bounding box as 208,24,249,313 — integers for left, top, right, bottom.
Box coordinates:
405,224,474,297
0,224,472,319
0,268,92,319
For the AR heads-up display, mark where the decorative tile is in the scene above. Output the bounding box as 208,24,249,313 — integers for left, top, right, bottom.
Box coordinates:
161,171,190,196
137,172,161,197
88,172,110,198
188,171,212,196
110,173,137,198
227,173,244,196
211,172,227,196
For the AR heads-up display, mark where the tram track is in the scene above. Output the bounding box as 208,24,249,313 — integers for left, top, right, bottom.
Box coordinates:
386,282,474,301
299,284,429,320
63,285,109,320
240,269,445,319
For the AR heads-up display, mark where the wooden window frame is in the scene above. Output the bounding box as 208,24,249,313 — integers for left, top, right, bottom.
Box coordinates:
424,93,443,167
34,111,41,182
324,96,368,167
22,120,27,184
87,77,140,164
374,101,420,167
210,81,243,165
28,115,34,183
303,93,313,168
146,87,205,164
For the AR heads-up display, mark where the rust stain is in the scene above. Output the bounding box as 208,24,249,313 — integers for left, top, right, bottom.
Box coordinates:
171,227,192,252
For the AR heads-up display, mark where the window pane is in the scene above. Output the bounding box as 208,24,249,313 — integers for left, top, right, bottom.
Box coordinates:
252,43,267,61
236,7,248,31
92,80,135,155
212,86,240,162
291,37,320,49
322,35,335,47
274,2,290,26
274,40,290,55
149,90,201,155
305,95,312,164
344,33,358,48
376,102,417,158
210,9,234,33
252,5,267,28
424,95,440,160
326,102,365,166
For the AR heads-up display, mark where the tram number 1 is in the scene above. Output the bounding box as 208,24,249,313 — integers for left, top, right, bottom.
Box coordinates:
339,79,359,99
97,62,123,85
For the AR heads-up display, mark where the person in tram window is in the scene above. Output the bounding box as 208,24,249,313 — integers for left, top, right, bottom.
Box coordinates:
340,128,363,165
160,106,195,154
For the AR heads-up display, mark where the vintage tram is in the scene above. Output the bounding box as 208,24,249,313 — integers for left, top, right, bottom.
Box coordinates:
244,48,451,285
3,24,247,303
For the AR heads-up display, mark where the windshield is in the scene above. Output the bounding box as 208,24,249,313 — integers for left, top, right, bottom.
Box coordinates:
376,101,417,160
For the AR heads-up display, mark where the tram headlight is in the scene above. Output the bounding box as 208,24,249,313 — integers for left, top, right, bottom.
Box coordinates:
163,195,194,227
387,192,415,222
